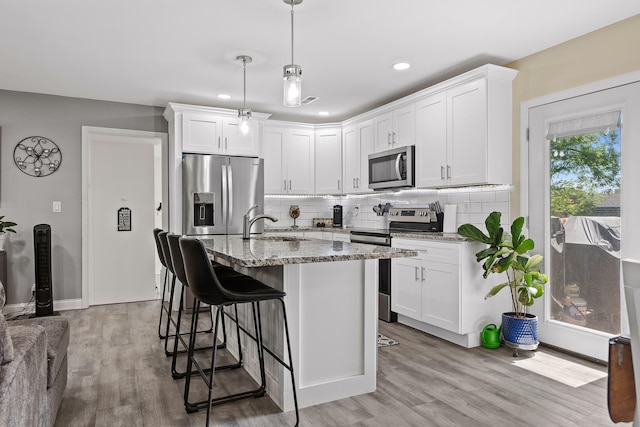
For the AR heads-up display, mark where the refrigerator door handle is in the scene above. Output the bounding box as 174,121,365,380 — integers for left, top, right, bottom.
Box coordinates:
221,164,228,225
227,164,234,225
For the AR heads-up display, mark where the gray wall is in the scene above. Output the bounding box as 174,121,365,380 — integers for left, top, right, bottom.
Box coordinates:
0,89,166,304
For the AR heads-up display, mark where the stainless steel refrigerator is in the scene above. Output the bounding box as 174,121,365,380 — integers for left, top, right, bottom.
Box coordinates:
182,154,265,236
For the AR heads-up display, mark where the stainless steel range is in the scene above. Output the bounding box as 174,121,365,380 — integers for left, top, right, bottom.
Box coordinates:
350,204,446,323
388,205,444,233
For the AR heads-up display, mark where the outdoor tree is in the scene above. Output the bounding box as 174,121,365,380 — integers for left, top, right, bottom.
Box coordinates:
550,131,620,217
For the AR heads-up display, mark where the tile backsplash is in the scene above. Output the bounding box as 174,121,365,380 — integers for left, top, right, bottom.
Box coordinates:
264,185,511,233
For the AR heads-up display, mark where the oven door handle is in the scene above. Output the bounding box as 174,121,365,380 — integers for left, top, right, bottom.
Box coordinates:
395,154,403,180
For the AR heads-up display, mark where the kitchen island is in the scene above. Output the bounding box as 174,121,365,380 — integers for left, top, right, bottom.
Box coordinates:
198,235,417,412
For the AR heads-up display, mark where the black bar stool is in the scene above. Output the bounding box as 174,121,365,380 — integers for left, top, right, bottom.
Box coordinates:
179,236,300,427
157,231,217,357
166,233,245,379
153,228,170,339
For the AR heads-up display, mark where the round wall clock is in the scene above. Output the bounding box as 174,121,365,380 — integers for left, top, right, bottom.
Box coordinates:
13,136,62,177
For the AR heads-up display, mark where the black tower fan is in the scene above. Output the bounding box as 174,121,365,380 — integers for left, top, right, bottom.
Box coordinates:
34,224,54,316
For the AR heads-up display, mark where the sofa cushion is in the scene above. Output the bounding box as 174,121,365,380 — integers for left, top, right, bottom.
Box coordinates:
0,324,47,426
9,316,69,388
0,281,14,365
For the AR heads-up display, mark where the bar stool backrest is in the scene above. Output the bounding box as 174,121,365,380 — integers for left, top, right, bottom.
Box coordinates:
179,237,232,306
167,234,188,286
157,231,175,274
153,228,167,268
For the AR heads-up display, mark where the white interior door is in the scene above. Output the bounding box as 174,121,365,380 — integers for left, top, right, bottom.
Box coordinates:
82,127,167,306
526,80,640,360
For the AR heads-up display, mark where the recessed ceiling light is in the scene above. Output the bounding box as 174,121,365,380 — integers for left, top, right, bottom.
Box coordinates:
318,111,329,116
393,62,411,71
217,94,231,100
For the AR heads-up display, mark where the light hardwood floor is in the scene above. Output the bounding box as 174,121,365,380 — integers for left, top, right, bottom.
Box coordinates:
54,301,621,426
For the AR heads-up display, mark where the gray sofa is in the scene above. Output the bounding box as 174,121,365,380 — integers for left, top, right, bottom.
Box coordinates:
1,316,70,427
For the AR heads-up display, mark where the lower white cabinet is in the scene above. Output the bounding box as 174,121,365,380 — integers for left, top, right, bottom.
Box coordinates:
392,239,460,332
391,237,507,347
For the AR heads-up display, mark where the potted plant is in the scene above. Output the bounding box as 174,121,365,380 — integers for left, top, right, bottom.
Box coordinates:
0,216,17,251
457,211,548,350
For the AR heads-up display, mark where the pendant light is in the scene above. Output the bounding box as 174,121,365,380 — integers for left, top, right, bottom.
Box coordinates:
283,0,303,107
237,55,252,136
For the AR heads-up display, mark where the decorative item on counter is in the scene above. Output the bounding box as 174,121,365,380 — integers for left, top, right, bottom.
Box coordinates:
313,217,332,228
289,205,300,229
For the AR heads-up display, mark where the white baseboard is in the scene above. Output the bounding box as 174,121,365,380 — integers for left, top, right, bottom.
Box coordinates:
3,298,84,315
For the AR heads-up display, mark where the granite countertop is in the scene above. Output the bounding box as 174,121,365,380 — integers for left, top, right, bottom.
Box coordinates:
391,232,466,242
264,226,351,234
263,226,466,242
199,235,418,267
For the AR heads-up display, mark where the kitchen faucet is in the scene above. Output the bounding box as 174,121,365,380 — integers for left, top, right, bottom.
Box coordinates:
243,205,278,239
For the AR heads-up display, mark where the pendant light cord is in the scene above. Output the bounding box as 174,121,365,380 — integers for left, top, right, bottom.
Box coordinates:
290,3,295,64
243,58,247,109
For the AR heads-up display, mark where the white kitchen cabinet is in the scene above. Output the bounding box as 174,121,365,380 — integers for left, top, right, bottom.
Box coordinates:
181,112,260,156
315,128,342,195
391,237,508,347
331,231,351,242
262,125,315,195
343,120,373,194
390,256,423,319
415,92,447,188
303,231,324,239
415,65,517,188
373,103,415,152
391,239,460,332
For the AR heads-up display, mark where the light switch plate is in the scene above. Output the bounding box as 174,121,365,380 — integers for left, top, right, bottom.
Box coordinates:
53,201,62,212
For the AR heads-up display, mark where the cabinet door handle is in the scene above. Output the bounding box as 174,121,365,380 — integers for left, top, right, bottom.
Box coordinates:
218,136,221,149
415,266,419,281
353,178,356,188
388,132,392,145
284,180,287,191
447,165,451,179
421,267,426,282
356,178,359,188
441,166,445,180
225,137,228,149
337,179,340,189
289,179,292,190
392,132,396,144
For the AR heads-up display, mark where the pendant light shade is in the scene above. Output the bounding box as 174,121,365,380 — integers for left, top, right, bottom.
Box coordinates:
283,0,303,107
237,55,252,136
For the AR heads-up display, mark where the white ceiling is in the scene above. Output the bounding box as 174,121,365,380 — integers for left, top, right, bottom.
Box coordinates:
1,1,638,123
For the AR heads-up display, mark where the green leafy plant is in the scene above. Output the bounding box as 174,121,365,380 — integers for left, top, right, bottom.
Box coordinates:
0,216,17,234
457,211,548,317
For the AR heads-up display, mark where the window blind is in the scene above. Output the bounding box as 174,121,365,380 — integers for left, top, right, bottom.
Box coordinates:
546,110,621,141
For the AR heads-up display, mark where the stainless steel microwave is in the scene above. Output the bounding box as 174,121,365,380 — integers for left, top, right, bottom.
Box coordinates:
368,145,415,190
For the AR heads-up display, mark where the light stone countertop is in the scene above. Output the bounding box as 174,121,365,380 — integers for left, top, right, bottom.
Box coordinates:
199,235,418,267
264,226,466,242
391,232,466,242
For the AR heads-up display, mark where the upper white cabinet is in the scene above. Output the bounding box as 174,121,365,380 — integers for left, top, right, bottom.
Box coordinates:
262,125,315,195
315,128,342,195
373,103,415,152
415,65,517,188
343,120,373,194
164,103,268,157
